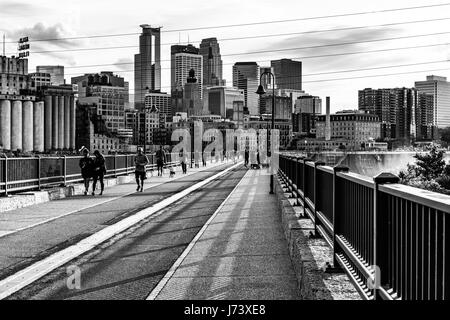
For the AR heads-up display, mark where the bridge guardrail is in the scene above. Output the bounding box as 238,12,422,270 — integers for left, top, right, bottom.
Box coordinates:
278,154,450,300
0,153,183,196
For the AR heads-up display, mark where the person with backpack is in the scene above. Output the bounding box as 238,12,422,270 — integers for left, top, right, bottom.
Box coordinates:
135,147,149,192
92,150,106,195
156,145,166,176
79,148,94,196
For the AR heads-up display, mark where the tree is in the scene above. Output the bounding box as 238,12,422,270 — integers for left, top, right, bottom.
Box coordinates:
413,146,445,179
399,146,450,195
439,126,450,145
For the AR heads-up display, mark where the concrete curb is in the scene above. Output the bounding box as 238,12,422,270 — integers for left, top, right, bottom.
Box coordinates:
274,174,362,300
0,174,135,213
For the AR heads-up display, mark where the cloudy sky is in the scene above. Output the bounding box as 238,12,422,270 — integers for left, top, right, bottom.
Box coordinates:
1,0,449,112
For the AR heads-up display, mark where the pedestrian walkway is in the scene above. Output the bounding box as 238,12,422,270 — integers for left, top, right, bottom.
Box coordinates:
0,160,229,239
151,169,299,300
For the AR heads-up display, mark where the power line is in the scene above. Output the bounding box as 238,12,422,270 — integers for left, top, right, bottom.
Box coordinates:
62,42,450,76
302,67,450,84
64,59,450,78
5,2,450,43
6,16,450,46
12,30,450,57
124,66,449,92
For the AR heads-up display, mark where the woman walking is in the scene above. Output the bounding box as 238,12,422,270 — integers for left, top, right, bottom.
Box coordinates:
79,148,93,196
92,150,106,196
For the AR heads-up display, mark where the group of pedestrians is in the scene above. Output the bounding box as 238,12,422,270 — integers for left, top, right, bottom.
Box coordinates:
79,146,171,196
79,148,106,196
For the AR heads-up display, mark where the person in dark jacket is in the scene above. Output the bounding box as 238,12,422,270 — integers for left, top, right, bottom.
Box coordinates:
92,150,106,195
79,149,93,196
244,147,249,168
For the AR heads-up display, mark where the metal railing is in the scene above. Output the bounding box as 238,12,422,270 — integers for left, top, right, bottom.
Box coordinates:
278,155,450,300
0,153,181,195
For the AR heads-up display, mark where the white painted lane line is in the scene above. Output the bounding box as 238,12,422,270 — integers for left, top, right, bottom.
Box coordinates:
0,161,227,240
146,168,249,300
0,162,242,300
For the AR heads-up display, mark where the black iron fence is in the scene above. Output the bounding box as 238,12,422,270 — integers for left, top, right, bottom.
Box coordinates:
278,155,450,300
0,153,180,195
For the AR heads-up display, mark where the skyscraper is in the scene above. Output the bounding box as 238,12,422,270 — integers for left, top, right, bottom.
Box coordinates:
232,62,260,115
199,38,225,87
271,59,302,90
171,44,203,104
134,25,161,110
415,75,450,128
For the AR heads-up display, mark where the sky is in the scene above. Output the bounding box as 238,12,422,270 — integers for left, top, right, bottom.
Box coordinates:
1,0,450,112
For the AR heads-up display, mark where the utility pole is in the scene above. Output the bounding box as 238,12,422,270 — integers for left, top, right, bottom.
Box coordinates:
3,34,5,56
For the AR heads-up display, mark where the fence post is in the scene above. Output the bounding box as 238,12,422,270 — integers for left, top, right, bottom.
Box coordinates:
63,155,67,186
114,153,117,177
373,172,399,300
37,156,41,191
312,161,325,237
331,165,349,269
3,155,8,196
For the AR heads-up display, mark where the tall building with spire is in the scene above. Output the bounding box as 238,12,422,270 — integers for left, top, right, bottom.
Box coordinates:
199,38,225,87
134,25,161,110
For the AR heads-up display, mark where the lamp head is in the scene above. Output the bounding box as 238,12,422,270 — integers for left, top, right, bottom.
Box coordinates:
256,84,266,95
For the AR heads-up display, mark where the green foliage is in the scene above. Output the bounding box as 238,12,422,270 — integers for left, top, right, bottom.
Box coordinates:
399,146,450,195
440,127,450,144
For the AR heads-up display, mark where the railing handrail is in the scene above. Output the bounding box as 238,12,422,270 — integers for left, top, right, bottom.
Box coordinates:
278,154,450,300
379,183,450,213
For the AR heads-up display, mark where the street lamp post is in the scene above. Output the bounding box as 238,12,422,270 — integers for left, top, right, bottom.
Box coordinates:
256,71,275,194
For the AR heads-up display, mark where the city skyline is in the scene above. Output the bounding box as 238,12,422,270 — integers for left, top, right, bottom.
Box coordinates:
1,0,450,112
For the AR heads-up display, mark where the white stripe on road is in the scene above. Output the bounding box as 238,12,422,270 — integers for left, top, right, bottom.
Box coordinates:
146,168,248,300
0,161,226,240
0,162,243,300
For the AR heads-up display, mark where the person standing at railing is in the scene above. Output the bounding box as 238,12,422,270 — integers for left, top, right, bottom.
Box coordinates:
155,145,166,177
134,147,149,192
92,150,106,196
79,148,94,196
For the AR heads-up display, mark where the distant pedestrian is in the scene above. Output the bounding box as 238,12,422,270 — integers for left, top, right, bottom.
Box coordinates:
156,145,166,176
79,149,93,196
92,150,106,195
244,147,249,168
181,153,188,174
135,147,149,192
202,154,207,167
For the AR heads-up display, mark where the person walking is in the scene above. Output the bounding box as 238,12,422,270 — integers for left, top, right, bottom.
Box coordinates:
79,148,93,196
135,147,149,192
92,150,106,195
244,147,249,168
181,152,188,174
155,145,166,176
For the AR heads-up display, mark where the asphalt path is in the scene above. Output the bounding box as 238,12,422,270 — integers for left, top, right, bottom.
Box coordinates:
0,163,234,282
7,165,247,300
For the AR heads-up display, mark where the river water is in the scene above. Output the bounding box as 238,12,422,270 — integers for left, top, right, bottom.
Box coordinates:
283,151,450,178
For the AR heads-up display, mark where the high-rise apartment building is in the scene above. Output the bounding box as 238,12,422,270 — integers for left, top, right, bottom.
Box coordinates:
232,62,260,115
134,25,161,109
199,38,225,87
415,75,450,128
36,66,65,85
358,87,434,143
271,59,302,90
